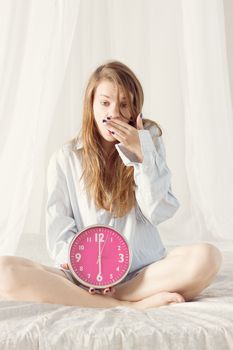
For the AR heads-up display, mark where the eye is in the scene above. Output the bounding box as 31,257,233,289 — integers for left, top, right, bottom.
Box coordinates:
100,101,110,106
100,101,127,108
120,103,127,108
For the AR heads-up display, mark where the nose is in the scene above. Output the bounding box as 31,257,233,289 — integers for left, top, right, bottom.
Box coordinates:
108,104,125,120
108,102,121,119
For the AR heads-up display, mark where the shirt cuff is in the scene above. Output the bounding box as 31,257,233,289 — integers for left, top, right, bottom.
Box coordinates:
115,130,157,167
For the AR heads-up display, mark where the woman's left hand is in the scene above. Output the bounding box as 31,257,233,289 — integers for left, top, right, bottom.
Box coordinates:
104,113,144,162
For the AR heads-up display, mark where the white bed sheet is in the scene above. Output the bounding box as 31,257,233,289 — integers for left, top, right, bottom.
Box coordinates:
0,239,233,350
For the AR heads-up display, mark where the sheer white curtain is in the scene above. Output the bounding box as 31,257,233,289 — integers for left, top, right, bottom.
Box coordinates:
0,0,80,255
0,0,232,257
180,0,233,242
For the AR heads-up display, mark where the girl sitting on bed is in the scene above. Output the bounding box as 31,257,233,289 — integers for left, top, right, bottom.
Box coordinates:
0,60,222,310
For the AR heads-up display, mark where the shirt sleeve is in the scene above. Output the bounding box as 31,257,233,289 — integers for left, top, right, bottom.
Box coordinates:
115,125,180,226
45,149,78,267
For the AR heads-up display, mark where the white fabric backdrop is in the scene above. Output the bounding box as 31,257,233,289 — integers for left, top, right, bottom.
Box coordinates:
0,0,81,254
0,0,232,256
180,0,233,242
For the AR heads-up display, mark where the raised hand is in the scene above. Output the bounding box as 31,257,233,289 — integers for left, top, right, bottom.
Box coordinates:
102,113,144,162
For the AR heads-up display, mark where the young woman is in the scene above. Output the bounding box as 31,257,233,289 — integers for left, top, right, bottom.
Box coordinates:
0,61,222,310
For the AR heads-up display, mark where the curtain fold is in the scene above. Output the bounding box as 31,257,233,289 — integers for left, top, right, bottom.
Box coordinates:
0,0,232,257
0,0,80,255
180,0,233,240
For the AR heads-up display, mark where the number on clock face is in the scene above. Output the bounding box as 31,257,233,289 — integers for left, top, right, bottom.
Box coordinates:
118,253,124,262
69,225,131,288
75,253,81,262
95,233,104,242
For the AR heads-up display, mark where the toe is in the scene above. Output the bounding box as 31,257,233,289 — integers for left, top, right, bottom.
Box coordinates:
169,293,185,303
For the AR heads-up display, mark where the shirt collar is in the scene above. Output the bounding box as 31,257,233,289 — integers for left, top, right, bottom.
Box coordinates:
75,138,84,150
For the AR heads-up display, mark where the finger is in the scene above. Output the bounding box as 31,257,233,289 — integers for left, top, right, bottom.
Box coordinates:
106,119,131,132
109,287,116,296
136,113,144,130
60,263,69,269
106,126,127,141
106,129,126,143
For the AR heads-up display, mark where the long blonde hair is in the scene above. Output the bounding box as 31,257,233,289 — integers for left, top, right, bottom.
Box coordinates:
70,60,162,218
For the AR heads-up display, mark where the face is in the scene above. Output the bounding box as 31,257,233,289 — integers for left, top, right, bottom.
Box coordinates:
93,80,133,143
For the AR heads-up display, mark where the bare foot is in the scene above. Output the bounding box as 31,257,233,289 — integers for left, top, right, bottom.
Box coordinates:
126,291,185,310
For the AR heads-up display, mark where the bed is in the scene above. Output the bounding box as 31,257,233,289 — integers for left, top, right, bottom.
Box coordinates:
0,234,232,350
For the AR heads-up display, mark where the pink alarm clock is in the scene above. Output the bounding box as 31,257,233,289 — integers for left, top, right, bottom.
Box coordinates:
68,224,132,292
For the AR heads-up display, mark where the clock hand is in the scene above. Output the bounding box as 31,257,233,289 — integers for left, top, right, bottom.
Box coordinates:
98,237,102,275
100,233,108,255
96,234,109,264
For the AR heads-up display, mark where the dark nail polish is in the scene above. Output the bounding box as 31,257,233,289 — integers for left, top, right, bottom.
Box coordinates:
111,131,115,134
140,113,143,118
102,119,107,122
107,117,111,120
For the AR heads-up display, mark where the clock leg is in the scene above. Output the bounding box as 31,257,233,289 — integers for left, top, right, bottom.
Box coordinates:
88,287,115,295
102,287,110,295
88,287,97,294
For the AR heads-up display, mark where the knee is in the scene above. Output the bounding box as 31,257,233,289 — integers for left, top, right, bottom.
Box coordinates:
189,243,223,281
0,256,24,294
0,256,20,274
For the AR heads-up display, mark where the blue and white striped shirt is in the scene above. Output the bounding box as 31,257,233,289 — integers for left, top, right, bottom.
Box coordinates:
45,124,180,273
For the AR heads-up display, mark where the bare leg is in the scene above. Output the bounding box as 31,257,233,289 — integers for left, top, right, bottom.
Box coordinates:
114,243,222,302
0,259,184,310
2,264,130,308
